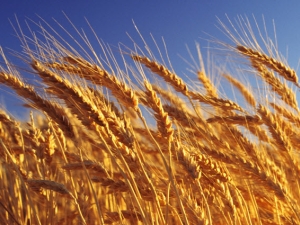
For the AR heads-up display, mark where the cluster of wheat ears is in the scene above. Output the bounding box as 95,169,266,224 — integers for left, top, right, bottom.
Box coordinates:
0,16,299,225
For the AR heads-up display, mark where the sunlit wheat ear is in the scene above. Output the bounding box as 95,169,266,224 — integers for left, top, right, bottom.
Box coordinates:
257,104,292,152
58,56,140,111
236,45,298,85
222,73,256,107
143,80,173,141
31,60,107,129
197,71,218,97
177,145,231,182
250,59,298,110
152,84,188,111
0,71,75,138
270,102,300,125
188,90,244,112
0,110,22,147
132,55,189,96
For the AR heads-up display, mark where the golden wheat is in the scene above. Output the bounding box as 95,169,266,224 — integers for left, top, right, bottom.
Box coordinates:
0,16,299,225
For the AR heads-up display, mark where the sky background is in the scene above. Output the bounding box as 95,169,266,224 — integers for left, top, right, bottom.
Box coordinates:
0,0,300,118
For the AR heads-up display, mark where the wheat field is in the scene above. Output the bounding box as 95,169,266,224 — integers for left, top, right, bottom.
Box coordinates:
0,17,299,225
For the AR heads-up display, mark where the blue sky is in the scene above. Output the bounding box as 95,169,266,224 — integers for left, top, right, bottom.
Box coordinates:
0,1,300,117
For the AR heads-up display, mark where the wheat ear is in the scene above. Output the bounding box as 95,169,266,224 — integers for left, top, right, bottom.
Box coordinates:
132,55,189,96
223,74,256,107
270,102,300,125
188,91,244,112
0,72,75,138
152,84,188,111
143,80,174,141
27,179,87,224
31,60,107,128
237,45,298,85
207,114,262,126
62,56,139,111
251,59,298,109
197,71,218,97
257,105,292,152
177,145,231,182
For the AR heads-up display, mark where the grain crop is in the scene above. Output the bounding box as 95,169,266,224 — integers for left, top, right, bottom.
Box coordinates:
0,16,299,225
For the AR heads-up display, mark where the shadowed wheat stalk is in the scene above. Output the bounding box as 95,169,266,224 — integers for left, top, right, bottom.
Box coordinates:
0,16,299,225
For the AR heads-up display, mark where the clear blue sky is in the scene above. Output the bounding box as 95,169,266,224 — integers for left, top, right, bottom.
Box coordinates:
0,0,300,117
